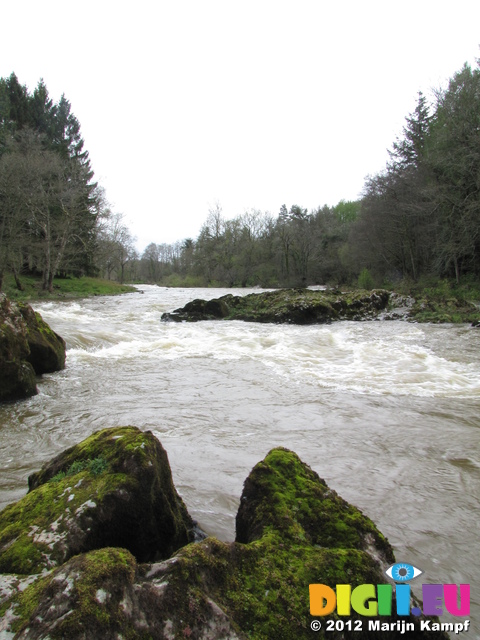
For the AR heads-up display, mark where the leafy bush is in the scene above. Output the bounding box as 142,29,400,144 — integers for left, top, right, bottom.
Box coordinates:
358,268,374,290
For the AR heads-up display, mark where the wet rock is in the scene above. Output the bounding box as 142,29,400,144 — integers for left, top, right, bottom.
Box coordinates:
161,288,391,324
0,427,194,574
0,295,37,401
1,546,247,640
18,302,66,374
162,296,230,322
0,295,66,401
0,439,449,639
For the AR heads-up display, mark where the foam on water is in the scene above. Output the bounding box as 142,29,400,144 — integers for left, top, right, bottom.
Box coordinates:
37,287,480,398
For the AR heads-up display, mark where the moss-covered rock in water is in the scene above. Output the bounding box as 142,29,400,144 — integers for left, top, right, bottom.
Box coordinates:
0,443,448,639
0,427,194,574
18,302,66,374
0,294,66,401
0,295,37,401
161,288,391,324
236,448,394,558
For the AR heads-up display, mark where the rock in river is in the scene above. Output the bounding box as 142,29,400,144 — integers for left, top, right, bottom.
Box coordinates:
161,288,391,324
0,295,66,401
0,426,194,575
0,433,449,639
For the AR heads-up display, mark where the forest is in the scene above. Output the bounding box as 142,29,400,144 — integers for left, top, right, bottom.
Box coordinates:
1,59,479,292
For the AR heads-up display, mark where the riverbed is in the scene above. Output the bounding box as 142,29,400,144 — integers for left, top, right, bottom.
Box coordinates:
1,285,479,634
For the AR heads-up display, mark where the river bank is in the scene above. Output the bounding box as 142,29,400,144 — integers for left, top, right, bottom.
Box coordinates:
1,274,137,302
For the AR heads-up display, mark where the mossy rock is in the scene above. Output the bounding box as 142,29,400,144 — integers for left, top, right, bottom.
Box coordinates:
1,545,247,640
18,302,66,374
0,446,449,639
235,448,394,559
0,427,194,574
0,294,66,401
0,295,38,401
161,289,391,324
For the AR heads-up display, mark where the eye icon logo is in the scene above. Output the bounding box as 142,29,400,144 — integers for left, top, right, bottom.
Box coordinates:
385,563,423,582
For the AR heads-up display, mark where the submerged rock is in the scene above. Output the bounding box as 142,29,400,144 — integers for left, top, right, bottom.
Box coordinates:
0,427,194,575
0,295,66,401
0,437,449,639
161,288,391,324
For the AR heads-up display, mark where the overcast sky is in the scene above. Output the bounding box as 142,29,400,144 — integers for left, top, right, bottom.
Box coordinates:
1,1,479,251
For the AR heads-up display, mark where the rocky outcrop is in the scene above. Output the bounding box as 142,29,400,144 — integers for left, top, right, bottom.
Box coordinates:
0,434,449,639
0,295,66,401
161,288,391,324
0,427,194,575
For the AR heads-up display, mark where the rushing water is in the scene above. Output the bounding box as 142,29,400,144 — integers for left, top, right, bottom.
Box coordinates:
1,285,479,634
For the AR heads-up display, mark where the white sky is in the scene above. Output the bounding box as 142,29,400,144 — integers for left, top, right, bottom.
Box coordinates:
1,1,479,252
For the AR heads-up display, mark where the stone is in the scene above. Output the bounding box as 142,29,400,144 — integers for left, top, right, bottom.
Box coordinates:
18,302,66,374
0,439,449,639
161,288,391,324
0,427,194,575
0,295,66,401
0,295,37,401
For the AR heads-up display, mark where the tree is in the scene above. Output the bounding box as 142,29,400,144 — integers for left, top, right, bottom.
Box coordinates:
96,211,136,282
429,63,480,281
0,75,100,289
0,129,96,291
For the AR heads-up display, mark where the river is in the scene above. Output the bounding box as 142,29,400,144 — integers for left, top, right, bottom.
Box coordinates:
1,285,479,634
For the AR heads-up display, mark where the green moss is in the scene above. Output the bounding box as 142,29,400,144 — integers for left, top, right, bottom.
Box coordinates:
0,468,133,574
50,456,109,482
236,448,393,558
162,535,385,640
8,548,144,639
30,426,152,488
8,573,52,633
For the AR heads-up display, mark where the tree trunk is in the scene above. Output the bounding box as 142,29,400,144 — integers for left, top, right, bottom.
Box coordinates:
12,267,24,291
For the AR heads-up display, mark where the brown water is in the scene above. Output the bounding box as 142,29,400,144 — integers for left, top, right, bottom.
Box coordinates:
1,286,479,634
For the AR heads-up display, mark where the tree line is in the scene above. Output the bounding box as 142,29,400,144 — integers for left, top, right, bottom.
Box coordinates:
2,58,480,291
0,73,137,291
135,59,480,288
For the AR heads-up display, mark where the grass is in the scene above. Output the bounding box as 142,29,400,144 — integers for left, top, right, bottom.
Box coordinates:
393,276,480,323
2,273,137,301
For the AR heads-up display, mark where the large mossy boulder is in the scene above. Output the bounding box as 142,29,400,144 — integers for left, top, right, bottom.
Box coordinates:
0,295,37,401
0,441,449,639
0,295,66,401
161,288,391,324
18,302,66,374
0,427,194,575
236,448,394,556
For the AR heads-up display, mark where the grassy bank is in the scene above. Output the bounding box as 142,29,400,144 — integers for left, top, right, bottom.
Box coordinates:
393,277,480,323
2,274,137,302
